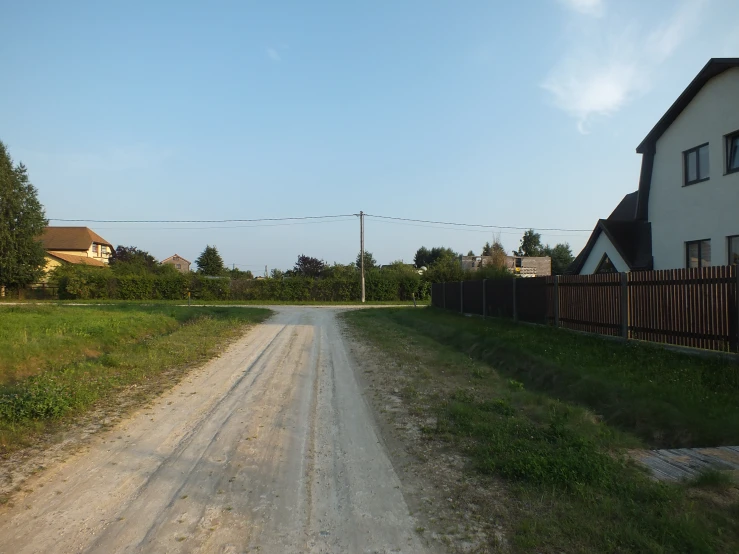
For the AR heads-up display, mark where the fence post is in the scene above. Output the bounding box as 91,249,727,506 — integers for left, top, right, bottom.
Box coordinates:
460,281,464,314
553,275,560,327
443,282,446,310
620,272,629,339
512,278,518,322
483,279,487,319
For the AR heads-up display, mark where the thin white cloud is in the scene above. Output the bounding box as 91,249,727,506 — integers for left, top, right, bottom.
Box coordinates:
543,0,707,133
646,1,704,63
558,0,605,17
266,47,281,62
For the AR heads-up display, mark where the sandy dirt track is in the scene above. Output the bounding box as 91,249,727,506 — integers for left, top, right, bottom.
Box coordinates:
0,307,430,553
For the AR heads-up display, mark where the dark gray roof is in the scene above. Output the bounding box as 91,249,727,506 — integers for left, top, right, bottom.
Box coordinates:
566,218,652,274
608,191,638,221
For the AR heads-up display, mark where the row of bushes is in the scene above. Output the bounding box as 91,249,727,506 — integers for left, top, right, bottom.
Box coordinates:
49,265,430,301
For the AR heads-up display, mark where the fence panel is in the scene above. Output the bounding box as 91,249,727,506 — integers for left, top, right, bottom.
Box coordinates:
516,277,549,324
628,266,735,351
558,273,622,336
431,283,444,308
484,279,514,318
462,280,484,315
444,282,462,313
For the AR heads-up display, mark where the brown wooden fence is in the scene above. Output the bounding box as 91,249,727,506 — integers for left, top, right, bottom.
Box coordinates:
431,266,739,353
558,273,623,336
628,267,736,351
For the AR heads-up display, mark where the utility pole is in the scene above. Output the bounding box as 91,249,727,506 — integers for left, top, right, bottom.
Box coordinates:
360,211,365,303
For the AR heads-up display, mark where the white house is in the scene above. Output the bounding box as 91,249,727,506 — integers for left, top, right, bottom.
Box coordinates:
570,58,739,274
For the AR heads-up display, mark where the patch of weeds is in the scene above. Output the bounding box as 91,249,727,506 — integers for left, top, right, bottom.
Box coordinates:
400,384,419,400
0,306,270,454
470,366,486,379
507,379,524,390
688,469,736,490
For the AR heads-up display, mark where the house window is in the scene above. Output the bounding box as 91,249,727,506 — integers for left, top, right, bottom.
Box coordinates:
594,253,617,274
726,131,739,174
728,236,739,265
686,239,711,268
92,244,98,254
176,264,181,269
683,143,709,185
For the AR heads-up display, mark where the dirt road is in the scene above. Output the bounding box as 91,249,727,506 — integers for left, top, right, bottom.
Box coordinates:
0,307,430,553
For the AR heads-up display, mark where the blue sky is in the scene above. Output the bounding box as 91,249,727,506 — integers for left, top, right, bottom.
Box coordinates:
2,0,737,272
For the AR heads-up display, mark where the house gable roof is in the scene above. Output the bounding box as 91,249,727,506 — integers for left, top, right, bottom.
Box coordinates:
608,191,638,221
161,254,191,264
46,252,107,267
636,58,739,154
567,191,652,274
635,58,739,219
40,227,113,251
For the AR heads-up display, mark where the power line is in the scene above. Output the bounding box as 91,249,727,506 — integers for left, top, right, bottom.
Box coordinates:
90,218,357,230
48,212,591,233
364,214,591,233
48,214,356,223
366,218,586,237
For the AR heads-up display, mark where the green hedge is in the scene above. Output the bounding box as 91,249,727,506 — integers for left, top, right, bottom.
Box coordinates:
49,266,428,301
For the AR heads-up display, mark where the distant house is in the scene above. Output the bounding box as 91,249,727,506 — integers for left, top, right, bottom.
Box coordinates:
161,254,191,273
40,227,113,273
570,58,739,274
460,255,551,277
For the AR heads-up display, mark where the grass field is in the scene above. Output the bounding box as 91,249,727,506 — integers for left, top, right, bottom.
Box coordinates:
343,308,739,553
365,308,739,448
0,304,270,454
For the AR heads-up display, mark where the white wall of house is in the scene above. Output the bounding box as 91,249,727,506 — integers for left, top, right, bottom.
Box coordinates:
648,67,739,269
579,232,629,274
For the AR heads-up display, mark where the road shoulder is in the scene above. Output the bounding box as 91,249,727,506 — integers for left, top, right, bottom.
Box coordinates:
340,314,507,553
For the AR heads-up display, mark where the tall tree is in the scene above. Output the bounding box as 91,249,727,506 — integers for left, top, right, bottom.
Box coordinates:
514,229,544,257
195,245,226,276
413,246,459,268
542,243,575,275
0,142,48,295
482,239,507,268
355,251,377,270
294,254,325,278
109,245,157,270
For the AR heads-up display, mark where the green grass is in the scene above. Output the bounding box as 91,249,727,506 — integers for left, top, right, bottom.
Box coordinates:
361,308,739,448
343,308,739,553
688,469,737,490
0,304,270,453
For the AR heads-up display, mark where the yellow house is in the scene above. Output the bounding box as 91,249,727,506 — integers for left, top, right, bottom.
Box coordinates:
40,227,114,274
